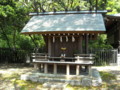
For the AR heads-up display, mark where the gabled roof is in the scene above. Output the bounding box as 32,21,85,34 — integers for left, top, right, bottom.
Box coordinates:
107,13,120,17
106,13,120,19
21,13,106,34
29,10,108,16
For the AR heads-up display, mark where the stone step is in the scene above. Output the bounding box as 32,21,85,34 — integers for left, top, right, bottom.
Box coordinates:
34,77,81,86
43,82,68,90
21,72,86,80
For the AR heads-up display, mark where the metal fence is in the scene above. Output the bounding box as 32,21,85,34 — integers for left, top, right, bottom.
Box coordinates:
0,48,46,63
89,49,118,66
0,48,28,63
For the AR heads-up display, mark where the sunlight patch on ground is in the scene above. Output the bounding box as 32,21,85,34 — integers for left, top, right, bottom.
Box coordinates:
0,64,120,89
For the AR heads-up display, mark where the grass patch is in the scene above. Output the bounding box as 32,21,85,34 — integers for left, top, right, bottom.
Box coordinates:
99,71,116,82
1,73,20,80
0,72,42,90
66,84,103,90
13,80,42,90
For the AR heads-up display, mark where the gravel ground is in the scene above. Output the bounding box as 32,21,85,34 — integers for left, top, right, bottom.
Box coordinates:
92,66,120,84
0,64,120,90
0,64,35,90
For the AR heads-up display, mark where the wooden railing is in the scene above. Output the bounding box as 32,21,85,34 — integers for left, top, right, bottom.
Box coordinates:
74,54,95,64
32,53,94,76
31,53,48,61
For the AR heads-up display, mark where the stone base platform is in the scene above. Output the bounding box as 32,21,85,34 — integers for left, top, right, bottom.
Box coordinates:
21,69,102,86
43,82,68,90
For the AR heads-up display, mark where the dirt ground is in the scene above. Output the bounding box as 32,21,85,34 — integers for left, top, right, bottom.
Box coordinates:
92,66,120,83
0,64,35,90
0,64,120,90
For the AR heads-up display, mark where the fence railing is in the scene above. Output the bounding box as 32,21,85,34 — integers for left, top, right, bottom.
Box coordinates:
89,49,118,66
0,48,46,63
0,48,118,66
0,48,28,63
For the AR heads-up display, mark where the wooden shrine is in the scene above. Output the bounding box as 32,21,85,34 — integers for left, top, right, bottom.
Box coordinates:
21,11,107,75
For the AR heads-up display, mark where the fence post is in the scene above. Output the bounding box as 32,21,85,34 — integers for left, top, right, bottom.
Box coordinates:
26,54,31,63
117,54,120,66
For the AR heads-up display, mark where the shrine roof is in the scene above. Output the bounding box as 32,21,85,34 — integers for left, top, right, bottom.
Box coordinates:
21,12,106,34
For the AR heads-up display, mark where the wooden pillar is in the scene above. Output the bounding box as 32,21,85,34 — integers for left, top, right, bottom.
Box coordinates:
85,34,88,54
40,64,44,72
53,64,57,74
76,65,80,75
118,41,120,54
44,64,48,74
48,37,51,56
118,22,120,41
34,63,38,69
78,35,83,53
88,65,92,76
66,64,70,75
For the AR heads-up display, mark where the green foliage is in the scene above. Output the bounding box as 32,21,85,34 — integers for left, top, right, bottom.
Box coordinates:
0,0,29,49
0,0,119,53
89,34,113,49
17,35,34,50
4,73,20,80
100,71,116,82
0,0,46,51
106,0,120,14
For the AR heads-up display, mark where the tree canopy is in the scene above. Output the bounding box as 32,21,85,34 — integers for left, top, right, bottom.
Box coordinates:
0,0,119,51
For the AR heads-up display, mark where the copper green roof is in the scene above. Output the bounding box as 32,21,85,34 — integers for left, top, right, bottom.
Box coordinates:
21,14,106,34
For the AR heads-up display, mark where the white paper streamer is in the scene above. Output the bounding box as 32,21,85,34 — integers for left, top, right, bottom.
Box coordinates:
60,36,62,42
53,36,55,43
72,36,75,42
66,36,68,42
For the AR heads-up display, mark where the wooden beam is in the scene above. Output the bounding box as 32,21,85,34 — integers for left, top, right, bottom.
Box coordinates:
85,34,88,54
78,35,83,53
48,37,51,56
21,31,106,35
29,10,108,16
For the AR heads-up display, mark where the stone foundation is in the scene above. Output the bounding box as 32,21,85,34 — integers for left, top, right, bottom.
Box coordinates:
21,69,102,86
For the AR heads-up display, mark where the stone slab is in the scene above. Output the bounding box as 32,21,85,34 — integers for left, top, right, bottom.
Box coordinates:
20,69,102,86
43,82,68,89
91,69,102,86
